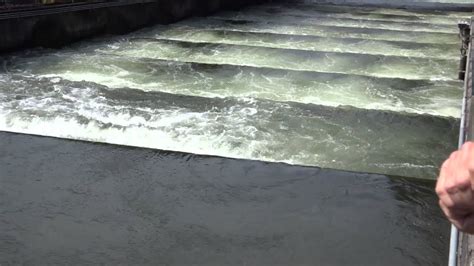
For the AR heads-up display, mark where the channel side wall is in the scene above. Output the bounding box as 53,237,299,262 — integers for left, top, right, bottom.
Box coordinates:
0,0,279,52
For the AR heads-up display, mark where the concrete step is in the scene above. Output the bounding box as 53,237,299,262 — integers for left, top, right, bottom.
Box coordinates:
0,75,459,179
239,3,468,25
108,38,459,81
294,0,474,11
139,29,459,59
178,18,460,44
265,2,472,18
211,12,460,34
7,53,462,117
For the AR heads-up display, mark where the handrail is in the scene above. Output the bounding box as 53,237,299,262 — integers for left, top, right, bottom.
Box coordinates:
453,17,473,266
0,0,156,20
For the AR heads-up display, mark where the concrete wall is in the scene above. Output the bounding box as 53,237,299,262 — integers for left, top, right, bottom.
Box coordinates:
0,0,276,52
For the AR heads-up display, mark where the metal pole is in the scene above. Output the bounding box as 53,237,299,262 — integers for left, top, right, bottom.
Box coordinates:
449,226,459,266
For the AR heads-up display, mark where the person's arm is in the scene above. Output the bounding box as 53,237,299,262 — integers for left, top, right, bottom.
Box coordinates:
436,142,474,234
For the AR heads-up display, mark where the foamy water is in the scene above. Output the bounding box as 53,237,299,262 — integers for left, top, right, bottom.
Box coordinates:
0,2,467,179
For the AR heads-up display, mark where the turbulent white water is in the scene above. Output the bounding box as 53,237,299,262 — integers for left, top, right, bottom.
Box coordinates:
210,11,460,34
236,3,469,25
131,28,461,59
176,18,462,44
0,2,468,179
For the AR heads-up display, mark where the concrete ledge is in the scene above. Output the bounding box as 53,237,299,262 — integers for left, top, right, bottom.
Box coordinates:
0,0,276,52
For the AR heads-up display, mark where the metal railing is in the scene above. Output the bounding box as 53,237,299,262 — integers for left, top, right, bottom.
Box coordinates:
453,17,473,266
0,0,155,19
0,0,104,10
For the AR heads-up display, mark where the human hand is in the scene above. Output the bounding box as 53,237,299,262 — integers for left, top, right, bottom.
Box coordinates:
436,142,474,234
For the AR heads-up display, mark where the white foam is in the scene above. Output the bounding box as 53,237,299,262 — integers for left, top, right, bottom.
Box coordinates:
0,114,265,163
211,14,458,34
111,41,459,82
36,70,462,118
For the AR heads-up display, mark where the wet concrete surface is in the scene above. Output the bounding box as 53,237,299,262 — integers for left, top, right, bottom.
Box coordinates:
0,132,449,265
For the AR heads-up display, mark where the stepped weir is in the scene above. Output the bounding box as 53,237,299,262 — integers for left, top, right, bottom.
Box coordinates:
0,0,473,265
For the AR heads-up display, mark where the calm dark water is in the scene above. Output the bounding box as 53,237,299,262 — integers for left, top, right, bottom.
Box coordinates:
0,132,449,265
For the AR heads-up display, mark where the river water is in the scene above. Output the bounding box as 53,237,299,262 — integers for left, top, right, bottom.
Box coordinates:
0,2,469,179
0,1,471,265
0,132,451,265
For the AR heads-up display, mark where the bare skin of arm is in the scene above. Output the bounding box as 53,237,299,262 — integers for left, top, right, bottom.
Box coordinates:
436,142,474,234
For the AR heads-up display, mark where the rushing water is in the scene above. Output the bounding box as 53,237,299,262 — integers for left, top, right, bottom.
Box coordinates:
0,2,469,179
